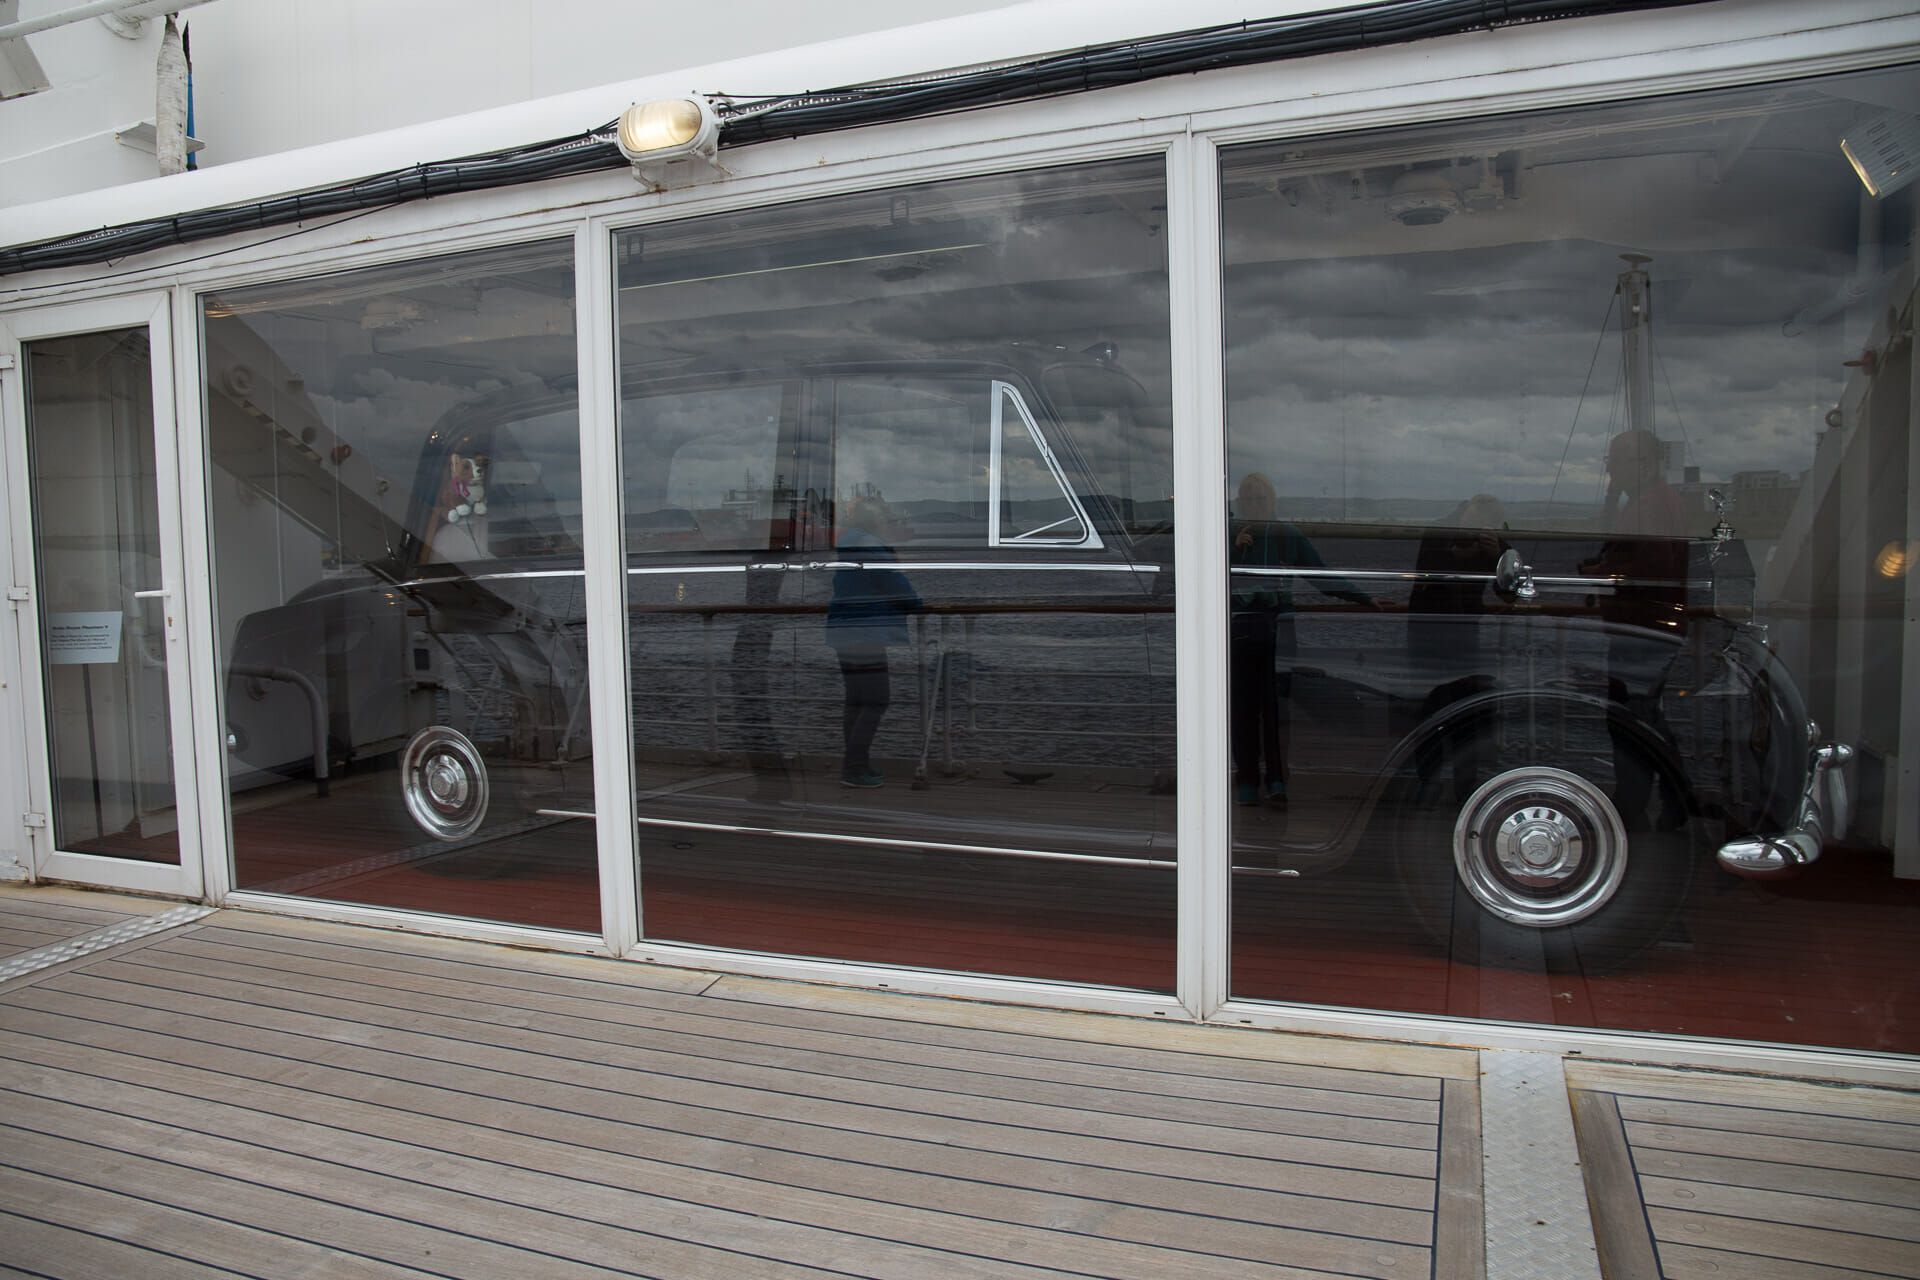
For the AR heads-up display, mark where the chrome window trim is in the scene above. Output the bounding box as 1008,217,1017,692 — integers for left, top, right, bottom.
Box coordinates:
989,380,1104,550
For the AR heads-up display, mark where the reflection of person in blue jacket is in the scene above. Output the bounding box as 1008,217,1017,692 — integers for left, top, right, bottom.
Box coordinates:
827,497,922,788
1231,472,1374,809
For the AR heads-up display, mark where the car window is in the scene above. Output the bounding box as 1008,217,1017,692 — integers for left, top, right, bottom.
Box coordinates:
828,376,1097,549
622,383,792,553
832,377,988,547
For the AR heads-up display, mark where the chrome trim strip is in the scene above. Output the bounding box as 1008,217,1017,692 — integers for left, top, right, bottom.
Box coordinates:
626,561,1147,575
396,568,588,587
627,564,747,576
626,811,1176,868
882,561,1147,573
1232,566,1641,589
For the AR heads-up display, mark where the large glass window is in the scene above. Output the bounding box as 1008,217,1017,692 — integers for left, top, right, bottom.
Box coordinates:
203,240,595,930
614,159,1177,987
1223,68,1920,1054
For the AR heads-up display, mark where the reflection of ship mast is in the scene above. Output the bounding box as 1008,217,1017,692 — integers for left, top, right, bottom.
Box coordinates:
1619,253,1656,444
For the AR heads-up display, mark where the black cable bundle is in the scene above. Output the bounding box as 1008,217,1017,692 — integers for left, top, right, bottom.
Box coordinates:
0,0,1707,278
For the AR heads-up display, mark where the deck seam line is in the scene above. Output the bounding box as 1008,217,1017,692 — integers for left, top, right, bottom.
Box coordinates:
0,906,214,985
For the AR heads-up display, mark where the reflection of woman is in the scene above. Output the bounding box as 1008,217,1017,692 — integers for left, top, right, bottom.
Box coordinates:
826,498,921,789
1230,473,1372,809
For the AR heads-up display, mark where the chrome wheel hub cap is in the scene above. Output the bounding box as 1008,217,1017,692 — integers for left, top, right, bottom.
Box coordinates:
1452,767,1628,928
424,756,471,811
1494,806,1584,887
401,726,490,841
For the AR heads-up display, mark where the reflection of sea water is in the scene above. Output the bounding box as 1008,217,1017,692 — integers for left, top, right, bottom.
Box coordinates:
628,567,1175,775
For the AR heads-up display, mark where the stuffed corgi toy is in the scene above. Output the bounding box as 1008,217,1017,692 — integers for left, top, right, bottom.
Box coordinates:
443,452,488,524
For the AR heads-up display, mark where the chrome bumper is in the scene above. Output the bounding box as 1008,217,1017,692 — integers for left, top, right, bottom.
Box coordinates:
1715,736,1853,880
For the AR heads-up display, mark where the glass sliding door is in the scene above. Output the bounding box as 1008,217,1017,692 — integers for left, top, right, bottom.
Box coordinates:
201,240,597,931
4,297,202,897
615,158,1178,987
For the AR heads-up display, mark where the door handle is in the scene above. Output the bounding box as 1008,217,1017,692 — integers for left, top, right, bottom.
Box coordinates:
132,588,171,599
1492,548,1537,602
746,563,789,572
806,561,860,571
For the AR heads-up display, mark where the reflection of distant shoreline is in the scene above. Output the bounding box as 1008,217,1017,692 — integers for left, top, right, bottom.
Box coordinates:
1276,477,1800,540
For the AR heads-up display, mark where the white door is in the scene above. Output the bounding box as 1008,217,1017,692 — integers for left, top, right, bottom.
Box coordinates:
2,295,205,898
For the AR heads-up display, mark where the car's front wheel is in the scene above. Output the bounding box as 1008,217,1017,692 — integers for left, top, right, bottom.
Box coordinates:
1391,729,1694,973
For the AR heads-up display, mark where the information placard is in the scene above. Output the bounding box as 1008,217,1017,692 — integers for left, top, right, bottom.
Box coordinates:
46,611,123,665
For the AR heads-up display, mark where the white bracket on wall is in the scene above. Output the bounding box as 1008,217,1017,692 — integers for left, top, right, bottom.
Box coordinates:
116,121,204,157
7,587,29,603
20,812,46,829
0,353,15,370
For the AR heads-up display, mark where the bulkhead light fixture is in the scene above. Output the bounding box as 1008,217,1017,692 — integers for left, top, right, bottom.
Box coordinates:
617,96,723,191
1841,110,1920,198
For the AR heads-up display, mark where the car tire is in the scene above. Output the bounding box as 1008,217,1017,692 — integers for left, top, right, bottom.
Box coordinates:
1390,727,1694,974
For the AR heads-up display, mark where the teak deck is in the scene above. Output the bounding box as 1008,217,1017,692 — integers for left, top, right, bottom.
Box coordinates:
0,883,1914,1279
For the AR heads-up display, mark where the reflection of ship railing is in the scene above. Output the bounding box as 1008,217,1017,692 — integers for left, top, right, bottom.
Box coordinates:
629,609,1173,775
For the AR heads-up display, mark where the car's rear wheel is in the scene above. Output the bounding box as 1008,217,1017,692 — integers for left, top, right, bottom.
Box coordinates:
401,725,490,841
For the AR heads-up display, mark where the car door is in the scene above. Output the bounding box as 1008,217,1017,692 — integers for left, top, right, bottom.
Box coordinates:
621,378,814,836
791,370,1165,859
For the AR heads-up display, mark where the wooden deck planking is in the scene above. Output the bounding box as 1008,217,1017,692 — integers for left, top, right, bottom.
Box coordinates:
1642,1206,1920,1277
0,908,1469,1280
1615,1094,1920,1150
0,1172,462,1280
145,924,1443,1128
1638,1175,1920,1243
1621,1119,1920,1180
0,980,1436,1259
1569,1062,1920,1280
206,909,1468,1092
0,1036,1360,1280
9,963,1439,1190
1627,1146,1920,1209
1652,1242,1913,1280
114,940,1444,1156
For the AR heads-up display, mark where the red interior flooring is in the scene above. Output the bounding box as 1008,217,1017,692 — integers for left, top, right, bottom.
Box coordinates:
71,767,1918,1056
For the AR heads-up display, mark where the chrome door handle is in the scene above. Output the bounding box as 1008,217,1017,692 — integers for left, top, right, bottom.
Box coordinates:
806,561,860,571
1492,548,1537,602
746,563,789,572
132,588,171,599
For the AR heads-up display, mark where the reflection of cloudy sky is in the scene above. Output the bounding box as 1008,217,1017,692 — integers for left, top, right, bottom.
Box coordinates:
1224,240,1861,517
616,160,1177,514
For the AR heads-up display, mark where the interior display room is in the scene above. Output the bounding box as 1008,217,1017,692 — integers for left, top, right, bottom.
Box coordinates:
4,0,1919,1079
